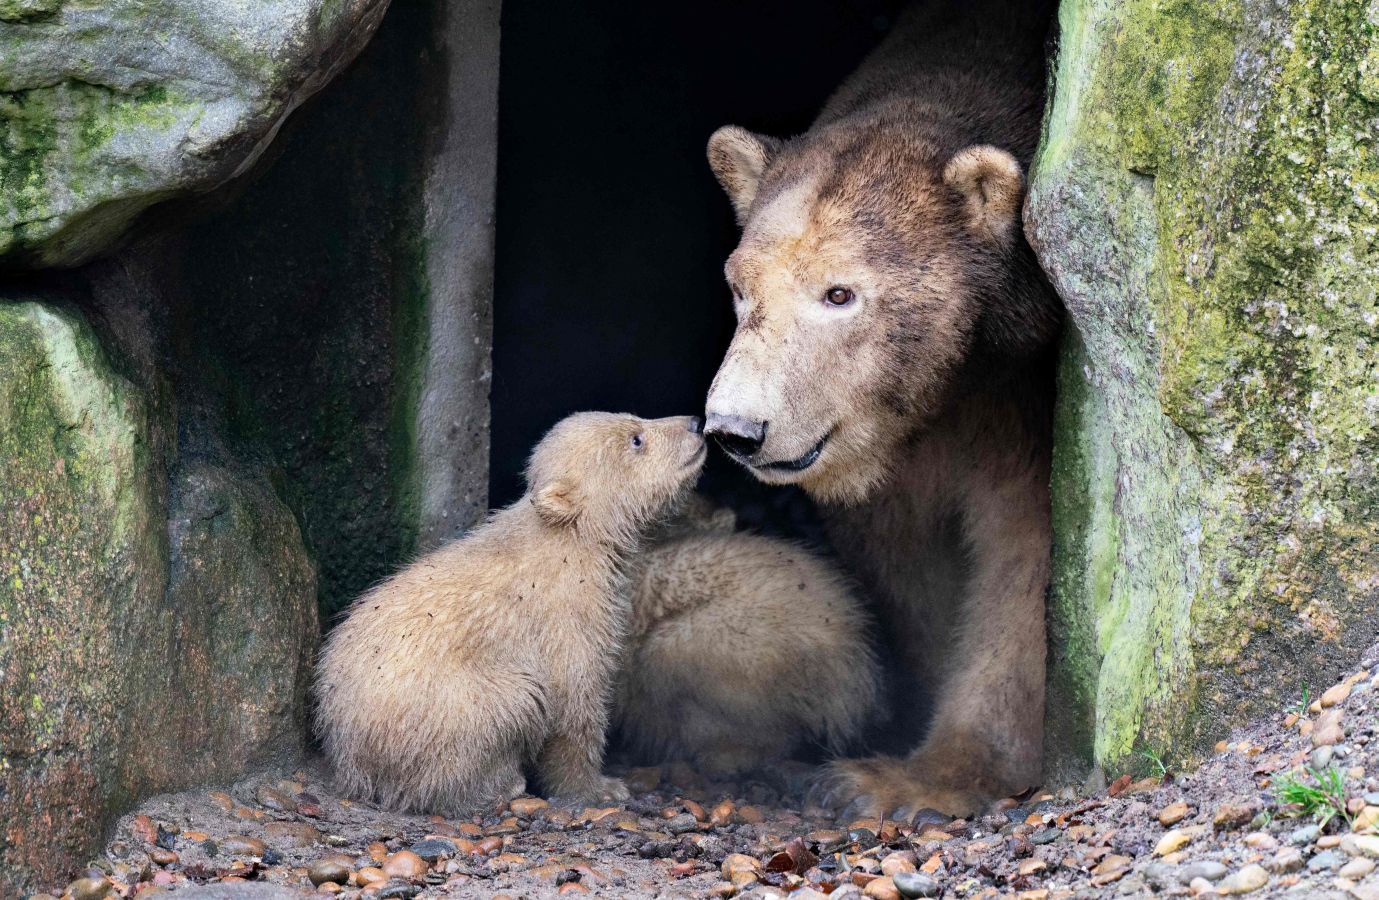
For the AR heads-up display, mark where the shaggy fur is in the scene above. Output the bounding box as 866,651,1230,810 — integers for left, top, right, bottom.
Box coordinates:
616,498,880,774
314,413,707,814
703,0,1060,816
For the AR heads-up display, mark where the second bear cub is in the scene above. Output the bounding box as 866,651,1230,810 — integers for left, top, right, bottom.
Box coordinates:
315,412,707,814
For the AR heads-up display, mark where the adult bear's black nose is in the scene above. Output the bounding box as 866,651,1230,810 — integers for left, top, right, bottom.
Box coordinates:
687,416,704,435
705,414,766,458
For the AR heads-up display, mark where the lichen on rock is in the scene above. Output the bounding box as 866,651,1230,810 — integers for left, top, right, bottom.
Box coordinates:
0,0,392,267
1031,0,1379,777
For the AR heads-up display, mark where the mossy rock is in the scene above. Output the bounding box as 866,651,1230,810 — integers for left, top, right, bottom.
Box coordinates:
0,301,317,895
0,0,391,267
1030,0,1379,778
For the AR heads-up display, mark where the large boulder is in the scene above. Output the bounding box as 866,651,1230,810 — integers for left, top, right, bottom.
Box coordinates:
0,301,317,896
1030,0,1379,777
0,0,391,267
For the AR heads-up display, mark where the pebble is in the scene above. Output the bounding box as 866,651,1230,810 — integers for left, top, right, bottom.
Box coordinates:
1322,682,1353,708
1341,857,1377,879
880,851,916,876
710,800,736,826
509,797,549,817
1179,861,1228,882
1307,849,1346,871
408,838,457,862
1354,806,1379,831
255,785,296,812
1158,802,1189,827
149,848,178,866
1269,847,1304,873
1314,709,1346,747
357,866,387,884
1217,864,1269,894
891,872,940,898
1030,828,1060,845
1289,824,1322,845
263,822,321,848
309,860,353,887
862,877,900,900
375,882,421,900
1213,801,1258,830
1156,827,1201,856
1353,835,1379,857
382,851,428,879
1243,832,1277,850
218,835,268,857
66,877,111,900
666,813,699,835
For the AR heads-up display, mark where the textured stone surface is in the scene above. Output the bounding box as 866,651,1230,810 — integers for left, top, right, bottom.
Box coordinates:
0,0,391,266
0,300,317,895
1030,0,1379,776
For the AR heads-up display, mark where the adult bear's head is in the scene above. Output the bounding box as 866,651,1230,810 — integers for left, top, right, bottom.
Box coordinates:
702,122,1058,505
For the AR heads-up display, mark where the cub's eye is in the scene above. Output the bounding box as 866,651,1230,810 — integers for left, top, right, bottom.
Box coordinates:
824,287,855,307
630,433,644,450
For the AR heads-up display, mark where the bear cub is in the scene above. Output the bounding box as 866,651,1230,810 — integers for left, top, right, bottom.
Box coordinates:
315,412,707,814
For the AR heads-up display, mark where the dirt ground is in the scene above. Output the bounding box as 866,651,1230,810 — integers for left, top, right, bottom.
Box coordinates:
33,640,1379,900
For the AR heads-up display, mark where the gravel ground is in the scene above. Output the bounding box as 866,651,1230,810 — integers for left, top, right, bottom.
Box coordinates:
33,640,1379,900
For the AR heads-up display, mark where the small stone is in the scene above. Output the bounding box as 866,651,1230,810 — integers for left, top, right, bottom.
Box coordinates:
880,852,916,876
711,800,736,826
509,797,549,817
1323,835,1345,848
862,876,900,900
357,866,387,884
1289,825,1322,845
1322,682,1353,708
208,791,235,811
1352,835,1379,857
667,813,699,834
130,815,159,845
219,835,268,857
1314,710,1346,747
1218,864,1269,894
66,877,111,900
710,883,739,899
1243,832,1278,850
1341,858,1377,879
684,799,707,821
1214,801,1258,830
1180,861,1228,882
1354,807,1379,832
1158,802,1189,827
1017,858,1047,876
264,822,321,848
1030,828,1061,845
1155,827,1201,856
475,836,503,855
382,851,428,880
735,806,764,824
375,882,421,900
408,839,457,862
309,860,353,887
1308,850,1346,871
1268,847,1304,873
149,848,178,866
255,785,297,812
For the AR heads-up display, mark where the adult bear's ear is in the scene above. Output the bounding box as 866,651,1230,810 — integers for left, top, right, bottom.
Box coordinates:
707,125,782,225
532,479,580,527
943,145,1025,245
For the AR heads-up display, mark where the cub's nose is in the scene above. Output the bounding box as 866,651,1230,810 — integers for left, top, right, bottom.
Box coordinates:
705,414,766,458
687,416,704,435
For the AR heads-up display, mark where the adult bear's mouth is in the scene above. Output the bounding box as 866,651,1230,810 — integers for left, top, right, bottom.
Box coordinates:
754,430,832,473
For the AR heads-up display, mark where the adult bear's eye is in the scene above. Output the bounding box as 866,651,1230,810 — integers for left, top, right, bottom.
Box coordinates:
630,433,644,450
824,287,855,307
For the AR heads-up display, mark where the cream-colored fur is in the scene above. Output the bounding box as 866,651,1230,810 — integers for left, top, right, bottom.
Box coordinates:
702,0,1061,816
315,412,706,814
616,499,880,774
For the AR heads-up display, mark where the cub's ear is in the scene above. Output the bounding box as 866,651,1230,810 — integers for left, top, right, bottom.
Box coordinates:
532,479,580,527
943,145,1025,245
707,125,782,225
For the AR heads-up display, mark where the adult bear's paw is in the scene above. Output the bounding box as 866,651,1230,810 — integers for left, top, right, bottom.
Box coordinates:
811,755,982,821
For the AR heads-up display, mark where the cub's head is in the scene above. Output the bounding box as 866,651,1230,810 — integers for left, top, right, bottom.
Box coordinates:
703,124,1058,505
526,412,707,544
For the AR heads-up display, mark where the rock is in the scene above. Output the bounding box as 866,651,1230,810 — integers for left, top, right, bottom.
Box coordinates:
1341,858,1376,879
149,848,179,867
1179,861,1228,882
1354,807,1379,832
862,877,900,900
1030,0,1379,780
375,883,420,900
1308,850,1346,871
66,877,112,900
1315,710,1346,748
0,300,320,895
1217,864,1269,894
710,801,736,826
1243,832,1278,851
1030,828,1061,845
880,852,916,877
891,872,940,898
0,0,391,266
1158,802,1189,827
1322,683,1353,708
1155,827,1202,856
1268,848,1303,873
666,813,699,835
509,798,549,817
1313,747,1336,770
1353,835,1379,858
381,851,428,880
263,822,321,849
1214,801,1259,830
1289,825,1322,845
357,867,387,885
308,860,352,887
219,836,269,857
254,786,296,813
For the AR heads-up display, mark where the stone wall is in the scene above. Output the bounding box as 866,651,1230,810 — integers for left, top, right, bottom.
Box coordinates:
1030,0,1379,780
0,1,498,894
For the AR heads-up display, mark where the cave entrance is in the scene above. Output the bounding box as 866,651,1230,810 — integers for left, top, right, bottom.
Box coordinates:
490,0,907,535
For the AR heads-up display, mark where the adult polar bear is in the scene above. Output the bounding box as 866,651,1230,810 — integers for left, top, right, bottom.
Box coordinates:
703,0,1061,817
